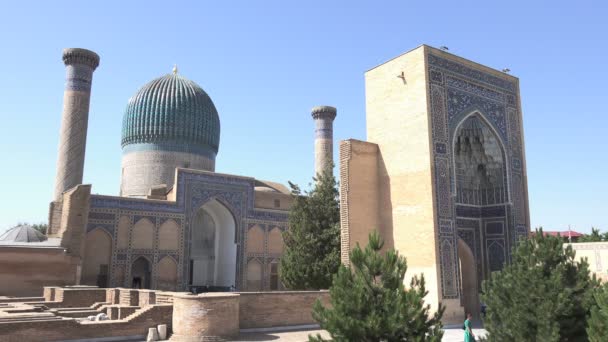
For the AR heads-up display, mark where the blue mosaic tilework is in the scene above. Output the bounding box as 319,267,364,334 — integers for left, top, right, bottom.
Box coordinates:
439,219,454,234
121,73,220,153
435,142,447,154
455,204,506,219
445,77,505,103
487,239,506,272
482,205,506,217
428,54,516,92
440,238,458,297
446,88,508,143
485,221,504,235
122,143,217,159
89,212,115,220
65,65,94,92
87,223,114,236
315,129,333,139
88,168,289,291
428,52,528,299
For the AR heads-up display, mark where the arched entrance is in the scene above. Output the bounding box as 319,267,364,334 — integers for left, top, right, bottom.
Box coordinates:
453,114,508,206
131,257,151,289
190,199,237,289
458,238,480,320
452,113,509,322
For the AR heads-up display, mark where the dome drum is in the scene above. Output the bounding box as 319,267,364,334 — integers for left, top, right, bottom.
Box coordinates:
120,71,220,197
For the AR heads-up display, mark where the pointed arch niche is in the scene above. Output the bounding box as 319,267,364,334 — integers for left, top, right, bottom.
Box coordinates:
453,113,509,206
189,199,237,288
82,228,112,287
131,256,151,289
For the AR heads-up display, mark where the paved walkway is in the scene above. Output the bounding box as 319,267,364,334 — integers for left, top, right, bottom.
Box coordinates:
230,327,487,341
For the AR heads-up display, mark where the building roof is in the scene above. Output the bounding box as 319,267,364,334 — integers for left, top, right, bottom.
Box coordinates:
0,225,48,242
121,70,220,154
254,180,291,194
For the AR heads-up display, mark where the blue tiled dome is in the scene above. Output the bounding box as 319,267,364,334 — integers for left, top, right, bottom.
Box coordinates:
121,72,220,153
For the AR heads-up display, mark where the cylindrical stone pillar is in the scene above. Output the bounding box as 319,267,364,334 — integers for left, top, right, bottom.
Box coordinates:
53,48,100,200
170,293,240,341
311,106,337,176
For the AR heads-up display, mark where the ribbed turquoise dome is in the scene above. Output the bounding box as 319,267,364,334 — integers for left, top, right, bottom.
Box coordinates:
121,72,220,153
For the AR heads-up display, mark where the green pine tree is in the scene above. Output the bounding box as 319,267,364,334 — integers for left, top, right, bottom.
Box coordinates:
579,227,603,242
309,231,444,342
280,166,341,290
587,283,608,341
31,223,48,235
481,228,598,341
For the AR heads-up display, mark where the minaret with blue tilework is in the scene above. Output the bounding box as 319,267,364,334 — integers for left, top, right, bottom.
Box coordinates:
53,48,99,200
311,106,337,176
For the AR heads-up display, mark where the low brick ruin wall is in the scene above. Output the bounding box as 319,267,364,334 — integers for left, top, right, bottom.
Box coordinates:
0,286,330,341
0,304,172,342
239,291,330,329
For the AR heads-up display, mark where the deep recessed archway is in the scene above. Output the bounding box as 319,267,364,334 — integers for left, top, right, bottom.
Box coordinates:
189,199,237,289
458,238,480,320
453,114,508,206
131,256,151,289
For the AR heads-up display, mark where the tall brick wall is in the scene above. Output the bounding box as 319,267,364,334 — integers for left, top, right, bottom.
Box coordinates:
47,201,63,236
339,140,380,265
0,247,77,297
58,184,92,259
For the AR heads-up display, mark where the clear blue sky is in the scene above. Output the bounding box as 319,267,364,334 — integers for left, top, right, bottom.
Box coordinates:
0,1,606,233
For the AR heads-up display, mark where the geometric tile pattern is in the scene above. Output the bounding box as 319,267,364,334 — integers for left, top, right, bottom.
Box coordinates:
428,53,529,299
88,168,289,291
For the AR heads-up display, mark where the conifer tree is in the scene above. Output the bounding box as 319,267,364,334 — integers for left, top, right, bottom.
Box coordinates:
481,228,598,341
280,166,340,290
309,231,444,342
579,227,604,242
587,283,608,342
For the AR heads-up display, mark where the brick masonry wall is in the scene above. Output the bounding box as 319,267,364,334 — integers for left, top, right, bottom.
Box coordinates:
0,248,77,297
0,304,172,342
47,201,63,236
59,184,91,258
57,287,107,308
238,291,329,329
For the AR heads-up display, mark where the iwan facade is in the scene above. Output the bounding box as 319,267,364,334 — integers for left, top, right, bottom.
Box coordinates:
339,45,530,323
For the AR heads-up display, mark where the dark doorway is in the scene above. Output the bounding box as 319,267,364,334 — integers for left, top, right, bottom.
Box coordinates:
131,257,151,289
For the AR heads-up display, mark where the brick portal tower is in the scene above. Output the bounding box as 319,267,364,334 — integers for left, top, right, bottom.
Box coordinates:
311,105,337,176
53,48,100,200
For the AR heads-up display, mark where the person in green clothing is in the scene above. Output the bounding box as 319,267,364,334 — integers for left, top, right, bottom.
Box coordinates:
464,313,476,342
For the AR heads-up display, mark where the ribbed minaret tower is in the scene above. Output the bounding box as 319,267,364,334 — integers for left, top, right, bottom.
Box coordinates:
53,48,100,200
311,106,337,176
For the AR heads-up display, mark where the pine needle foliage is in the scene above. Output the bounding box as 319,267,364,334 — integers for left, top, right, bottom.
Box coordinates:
481,228,598,342
309,231,444,342
587,283,608,341
280,166,341,290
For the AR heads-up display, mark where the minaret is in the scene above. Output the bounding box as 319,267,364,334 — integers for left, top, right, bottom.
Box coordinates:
53,48,100,200
311,106,337,176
